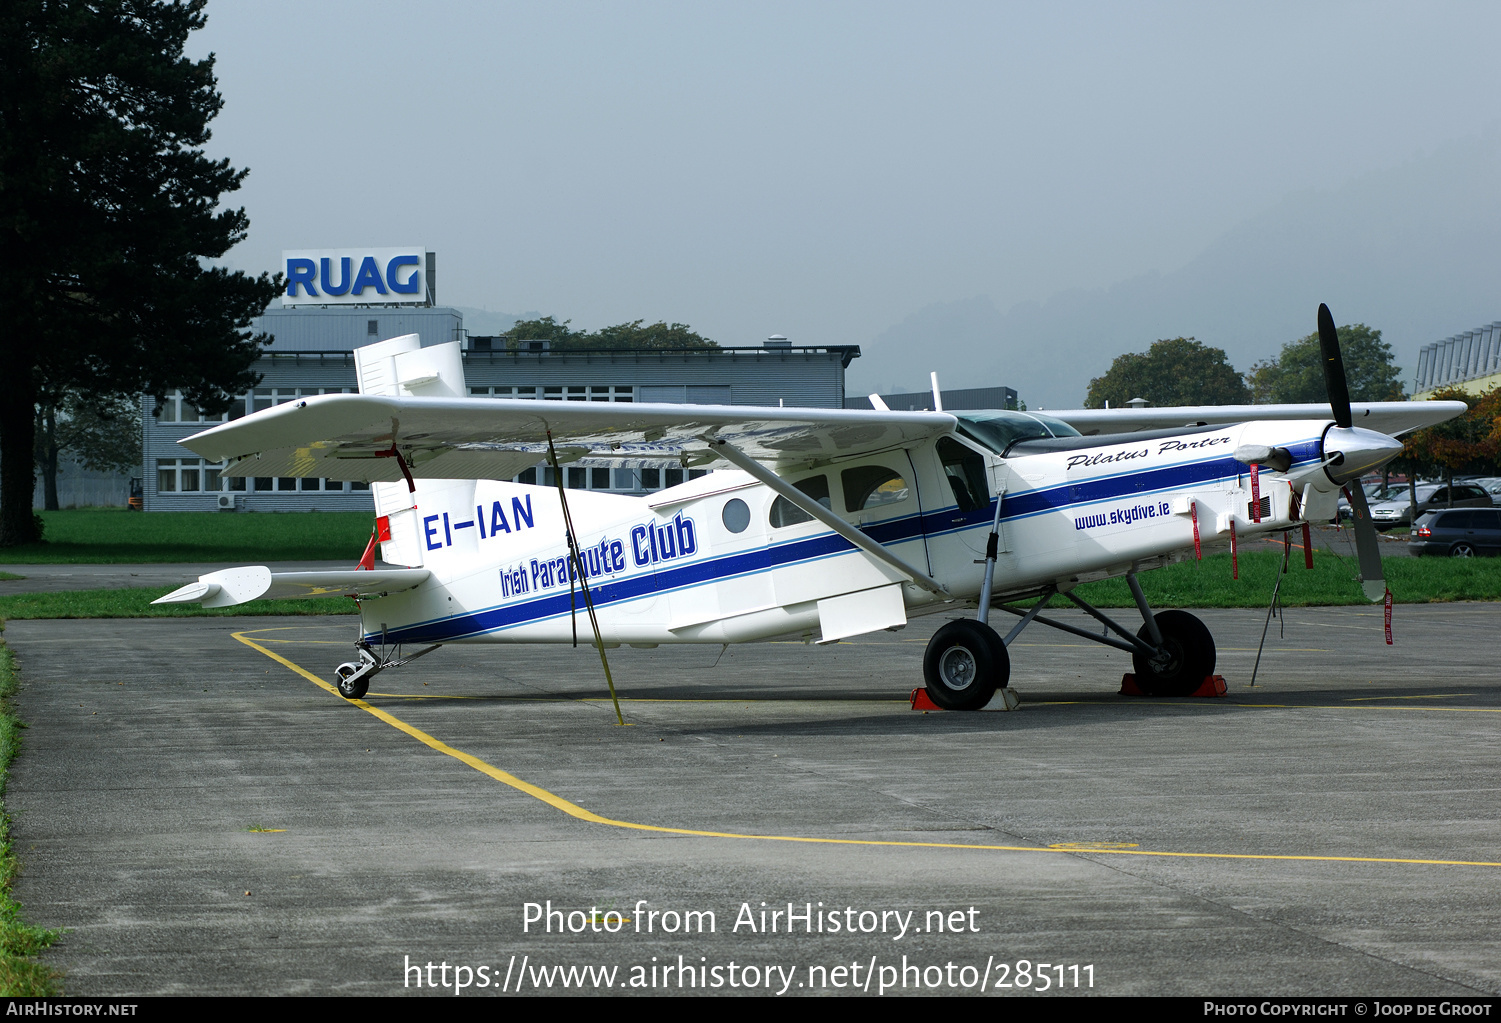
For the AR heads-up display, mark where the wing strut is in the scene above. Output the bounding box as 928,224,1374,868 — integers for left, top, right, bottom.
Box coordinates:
547,432,626,726
708,438,951,598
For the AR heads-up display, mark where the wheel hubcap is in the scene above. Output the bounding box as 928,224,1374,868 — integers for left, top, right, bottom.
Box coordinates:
938,646,977,690
1148,639,1182,676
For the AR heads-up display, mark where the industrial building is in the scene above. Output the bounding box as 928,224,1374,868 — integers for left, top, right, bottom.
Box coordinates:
142,305,860,512
1413,320,1501,398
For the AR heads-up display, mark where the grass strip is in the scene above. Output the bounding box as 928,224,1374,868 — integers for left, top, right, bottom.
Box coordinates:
0,646,61,995
1061,549,1501,609
0,509,372,564
0,587,358,620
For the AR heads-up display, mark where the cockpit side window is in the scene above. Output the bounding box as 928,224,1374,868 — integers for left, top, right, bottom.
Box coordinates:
955,410,1081,455
769,474,832,528
937,437,989,513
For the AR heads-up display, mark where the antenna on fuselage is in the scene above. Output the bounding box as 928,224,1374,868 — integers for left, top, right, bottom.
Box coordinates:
929,372,943,412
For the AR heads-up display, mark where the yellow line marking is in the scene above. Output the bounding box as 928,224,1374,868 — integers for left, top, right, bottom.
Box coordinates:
1234,703,1501,714
250,639,351,646
364,693,910,704
1346,694,1469,701
231,630,1501,870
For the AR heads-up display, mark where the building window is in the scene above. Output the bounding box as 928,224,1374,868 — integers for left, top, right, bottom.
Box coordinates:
156,390,232,424
472,385,629,402
368,319,378,336
156,458,228,493
249,387,352,414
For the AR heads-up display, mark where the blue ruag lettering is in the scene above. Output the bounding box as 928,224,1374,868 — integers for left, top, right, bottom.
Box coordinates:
630,525,650,566
423,514,442,550
319,256,352,296
351,255,388,295
511,495,534,530
285,258,318,297
386,254,421,294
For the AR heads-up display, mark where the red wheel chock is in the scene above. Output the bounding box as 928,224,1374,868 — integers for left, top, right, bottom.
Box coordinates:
1119,674,1227,697
910,688,943,710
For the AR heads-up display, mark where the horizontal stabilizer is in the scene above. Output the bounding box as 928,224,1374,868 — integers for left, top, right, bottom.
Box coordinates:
152,567,431,608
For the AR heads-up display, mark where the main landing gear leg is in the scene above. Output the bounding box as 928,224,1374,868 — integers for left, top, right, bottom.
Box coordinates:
988,575,1217,698
921,494,1017,712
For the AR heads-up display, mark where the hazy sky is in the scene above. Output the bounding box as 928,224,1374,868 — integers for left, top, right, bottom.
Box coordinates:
194,1,1501,399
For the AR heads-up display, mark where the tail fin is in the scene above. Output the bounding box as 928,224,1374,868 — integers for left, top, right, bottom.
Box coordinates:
354,333,470,567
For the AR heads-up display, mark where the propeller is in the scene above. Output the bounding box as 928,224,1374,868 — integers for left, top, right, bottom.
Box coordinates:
1317,303,1387,602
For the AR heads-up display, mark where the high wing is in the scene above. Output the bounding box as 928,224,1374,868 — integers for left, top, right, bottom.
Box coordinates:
1051,400,1465,438
178,394,957,483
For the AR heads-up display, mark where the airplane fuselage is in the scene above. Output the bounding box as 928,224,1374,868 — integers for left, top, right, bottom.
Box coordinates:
358,418,1350,649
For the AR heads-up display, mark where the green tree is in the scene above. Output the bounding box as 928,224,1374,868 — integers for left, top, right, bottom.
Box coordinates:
34,391,142,511
1085,337,1249,408
1387,386,1501,517
506,317,718,351
585,320,717,350
507,316,580,346
0,0,280,544
1248,323,1404,404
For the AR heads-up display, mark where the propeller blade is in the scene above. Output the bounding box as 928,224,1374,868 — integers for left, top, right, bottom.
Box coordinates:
1346,484,1387,602
1318,303,1353,429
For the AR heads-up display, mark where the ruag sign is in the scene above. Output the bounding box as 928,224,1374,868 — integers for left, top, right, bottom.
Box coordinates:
282,248,434,306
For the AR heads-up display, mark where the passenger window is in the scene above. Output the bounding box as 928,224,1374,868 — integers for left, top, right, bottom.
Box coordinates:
841,465,909,512
769,475,831,528
937,437,989,513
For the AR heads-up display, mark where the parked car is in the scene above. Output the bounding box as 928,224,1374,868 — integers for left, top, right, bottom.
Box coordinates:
1410,507,1501,557
1337,481,1407,521
1471,478,1501,504
1369,483,1494,529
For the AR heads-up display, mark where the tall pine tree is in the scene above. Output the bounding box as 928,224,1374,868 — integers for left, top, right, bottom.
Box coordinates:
0,0,279,543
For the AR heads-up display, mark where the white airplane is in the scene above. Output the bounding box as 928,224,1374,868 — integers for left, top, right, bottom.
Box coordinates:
158,306,1463,711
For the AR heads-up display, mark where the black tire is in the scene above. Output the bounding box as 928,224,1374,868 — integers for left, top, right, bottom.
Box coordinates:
923,620,1008,710
1450,543,1476,558
335,662,369,700
1131,610,1216,697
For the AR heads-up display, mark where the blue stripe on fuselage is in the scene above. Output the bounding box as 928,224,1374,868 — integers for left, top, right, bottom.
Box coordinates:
369,438,1322,644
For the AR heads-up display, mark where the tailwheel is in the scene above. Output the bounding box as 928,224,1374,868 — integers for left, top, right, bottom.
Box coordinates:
1132,610,1216,696
923,620,1009,710
335,662,370,700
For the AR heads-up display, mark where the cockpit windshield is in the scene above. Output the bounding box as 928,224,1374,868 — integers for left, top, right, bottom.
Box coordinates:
954,410,1082,456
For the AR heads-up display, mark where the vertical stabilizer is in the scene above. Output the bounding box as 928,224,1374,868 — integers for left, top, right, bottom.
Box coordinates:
354,334,471,566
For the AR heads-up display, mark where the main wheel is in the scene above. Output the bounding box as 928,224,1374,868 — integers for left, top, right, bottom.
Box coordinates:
923,620,1009,710
1132,610,1216,697
1450,542,1476,558
335,662,369,700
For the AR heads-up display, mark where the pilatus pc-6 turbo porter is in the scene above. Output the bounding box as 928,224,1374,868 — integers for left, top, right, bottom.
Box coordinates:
159,306,1462,710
